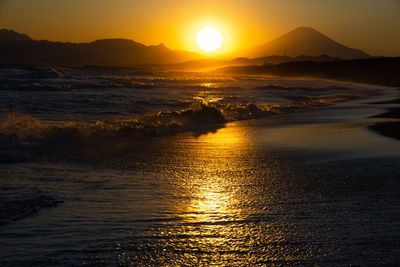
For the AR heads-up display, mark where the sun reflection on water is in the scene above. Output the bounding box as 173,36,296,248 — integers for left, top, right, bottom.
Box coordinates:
171,125,253,223
139,124,301,264
107,122,322,264
193,88,223,104
201,82,215,88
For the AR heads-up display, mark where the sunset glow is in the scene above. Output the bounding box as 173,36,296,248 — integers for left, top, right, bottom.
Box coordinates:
2,1,399,55
196,27,223,52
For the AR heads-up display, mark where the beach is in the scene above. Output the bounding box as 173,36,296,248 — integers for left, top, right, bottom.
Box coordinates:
0,66,399,265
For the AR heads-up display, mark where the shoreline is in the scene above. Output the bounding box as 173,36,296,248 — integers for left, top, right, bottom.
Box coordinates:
368,99,400,140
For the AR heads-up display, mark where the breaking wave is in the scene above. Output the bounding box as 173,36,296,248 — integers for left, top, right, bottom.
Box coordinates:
0,92,362,162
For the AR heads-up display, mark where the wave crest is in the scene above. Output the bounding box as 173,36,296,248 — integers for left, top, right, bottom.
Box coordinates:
0,92,364,161
0,104,228,148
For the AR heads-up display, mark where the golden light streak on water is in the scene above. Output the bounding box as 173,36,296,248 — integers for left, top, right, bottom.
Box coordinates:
168,125,254,224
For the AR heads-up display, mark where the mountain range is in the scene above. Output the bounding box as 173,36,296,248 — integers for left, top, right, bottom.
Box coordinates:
0,29,200,66
0,27,371,66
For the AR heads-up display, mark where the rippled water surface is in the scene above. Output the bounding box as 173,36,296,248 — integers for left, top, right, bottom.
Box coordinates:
0,66,399,266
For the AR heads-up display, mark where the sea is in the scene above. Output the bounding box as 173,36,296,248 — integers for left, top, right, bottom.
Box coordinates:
0,65,399,266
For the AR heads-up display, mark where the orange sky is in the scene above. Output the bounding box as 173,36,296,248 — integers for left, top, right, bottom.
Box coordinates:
1,0,400,56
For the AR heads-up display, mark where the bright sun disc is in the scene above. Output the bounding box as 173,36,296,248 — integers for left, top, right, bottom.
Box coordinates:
196,27,223,52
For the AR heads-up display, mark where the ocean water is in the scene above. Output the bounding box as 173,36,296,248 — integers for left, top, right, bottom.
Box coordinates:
0,65,399,266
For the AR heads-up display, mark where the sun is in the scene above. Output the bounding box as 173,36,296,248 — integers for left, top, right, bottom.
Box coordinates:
196,27,223,52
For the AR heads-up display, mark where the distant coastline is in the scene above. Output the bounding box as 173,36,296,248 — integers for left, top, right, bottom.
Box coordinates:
217,57,400,87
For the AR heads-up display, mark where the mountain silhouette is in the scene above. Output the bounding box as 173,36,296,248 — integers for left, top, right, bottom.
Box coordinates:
0,27,372,66
0,29,33,42
0,29,200,66
237,27,370,59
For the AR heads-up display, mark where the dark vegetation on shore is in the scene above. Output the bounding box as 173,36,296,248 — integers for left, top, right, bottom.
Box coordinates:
219,57,400,87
